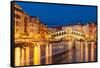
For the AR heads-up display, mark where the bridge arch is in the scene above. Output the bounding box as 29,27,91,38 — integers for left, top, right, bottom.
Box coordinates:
48,27,85,41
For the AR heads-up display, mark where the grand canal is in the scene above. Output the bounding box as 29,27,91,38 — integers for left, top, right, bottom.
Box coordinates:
14,40,97,66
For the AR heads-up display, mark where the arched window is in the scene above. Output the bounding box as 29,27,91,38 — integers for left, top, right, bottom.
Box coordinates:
78,33,80,36
51,34,54,37
53,34,55,37
82,34,85,37
61,32,63,35
63,31,66,34
77,32,79,36
59,32,61,36
72,31,75,35
73,31,76,35
56,33,59,36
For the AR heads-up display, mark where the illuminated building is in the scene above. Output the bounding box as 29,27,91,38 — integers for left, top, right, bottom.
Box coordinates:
39,22,48,41
14,4,49,66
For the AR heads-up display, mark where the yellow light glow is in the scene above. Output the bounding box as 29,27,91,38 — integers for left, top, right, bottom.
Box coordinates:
26,46,29,65
46,44,49,64
34,34,40,40
34,45,40,65
80,42,83,62
21,48,25,66
91,42,94,61
15,47,21,66
49,44,52,64
85,42,88,62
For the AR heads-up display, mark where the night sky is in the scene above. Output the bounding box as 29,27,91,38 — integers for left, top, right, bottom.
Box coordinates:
16,2,97,27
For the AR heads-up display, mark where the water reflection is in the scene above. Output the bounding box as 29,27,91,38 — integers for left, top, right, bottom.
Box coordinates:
14,41,97,66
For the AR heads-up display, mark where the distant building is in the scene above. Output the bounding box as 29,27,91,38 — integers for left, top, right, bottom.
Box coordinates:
48,23,96,41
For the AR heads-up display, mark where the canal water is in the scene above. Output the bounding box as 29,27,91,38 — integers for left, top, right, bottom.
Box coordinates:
14,41,97,66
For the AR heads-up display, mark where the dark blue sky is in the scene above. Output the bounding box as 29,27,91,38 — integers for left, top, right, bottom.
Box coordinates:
16,2,97,27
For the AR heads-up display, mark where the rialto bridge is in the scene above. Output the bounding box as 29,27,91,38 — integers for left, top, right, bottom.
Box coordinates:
14,27,97,66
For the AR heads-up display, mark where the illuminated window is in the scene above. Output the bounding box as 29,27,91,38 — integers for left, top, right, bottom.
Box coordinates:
24,17,28,33
56,33,59,36
31,24,34,27
24,16,28,20
78,33,80,36
64,31,66,34
82,34,85,37
72,31,75,34
54,33,56,37
52,34,54,37
29,18,32,22
16,21,20,26
15,14,21,19
30,29,34,32
59,32,61,36
61,31,64,35
76,32,79,36
16,28,19,33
